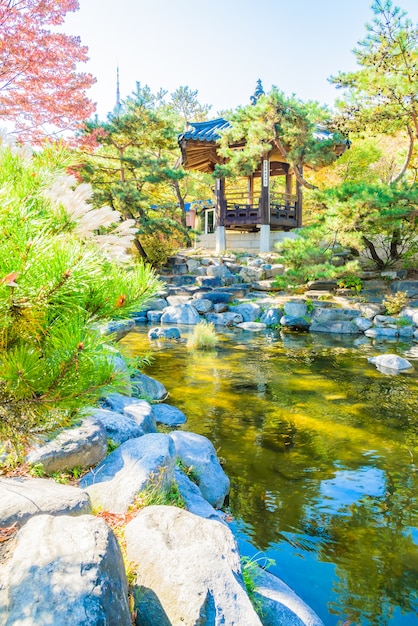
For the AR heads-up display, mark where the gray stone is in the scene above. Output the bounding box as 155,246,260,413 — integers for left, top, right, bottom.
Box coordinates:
353,317,373,332
368,354,413,371
239,266,265,283
87,408,148,445
205,311,244,326
398,326,415,338
169,274,197,286
148,326,181,340
144,297,168,311
102,393,152,413
104,319,135,340
390,280,418,297
146,310,163,323
80,433,176,513
174,468,225,523
152,403,187,426
206,265,232,278
0,477,91,528
169,431,229,508
130,373,168,401
280,315,311,331
193,291,233,304
284,300,308,317
231,302,262,321
264,264,285,278
166,295,192,306
236,322,267,332
311,308,360,322
125,506,262,626
192,298,213,314
214,302,229,313
160,303,200,325
356,302,386,319
0,514,130,626
121,402,158,434
374,314,399,327
261,308,283,326
364,327,399,338
26,419,107,474
196,275,223,288
307,280,338,291
400,307,418,325
186,258,201,272
310,321,361,334
253,568,324,626
252,279,284,292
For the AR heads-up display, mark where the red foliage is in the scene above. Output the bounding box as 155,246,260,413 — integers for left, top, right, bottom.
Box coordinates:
0,0,96,141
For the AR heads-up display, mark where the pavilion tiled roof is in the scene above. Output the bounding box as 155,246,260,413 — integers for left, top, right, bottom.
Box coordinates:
179,118,230,143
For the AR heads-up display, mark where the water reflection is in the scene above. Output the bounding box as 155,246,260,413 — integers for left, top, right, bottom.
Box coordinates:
122,327,418,625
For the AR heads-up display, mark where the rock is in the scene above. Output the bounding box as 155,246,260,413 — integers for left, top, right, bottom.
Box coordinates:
368,354,413,371
307,280,338,291
252,279,284,292
310,320,361,334
239,266,265,283
311,308,360,322
130,373,168,401
125,506,262,626
186,258,201,272
253,567,324,626
390,280,418,297
152,403,187,426
280,315,311,331
87,408,149,445
353,317,373,332
169,274,197,286
284,300,308,317
118,402,157,433
196,275,223,288
160,303,201,325
355,302,386,319
398,326,415,338
364,327,399,338
102,393,153,414
144,297,168,311
264,264,285,278
104,319,136,340
206,265,232,278
192,298,213,314
0,477,91,528
205,311,244,326
261,308,283,326
193,291,233,304
148,326,181,340
26,419,107,475
0,514,130,626
214,302,229,313
166,295,192,306
236,322,267,332
400,307,418,325
231,302,262,322
374,314,399,327
174,468,225,522
169,431,229,508
146,310,163,323
80,433,176,513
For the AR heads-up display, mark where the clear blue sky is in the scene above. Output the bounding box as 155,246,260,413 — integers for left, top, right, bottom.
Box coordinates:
65,0,418,119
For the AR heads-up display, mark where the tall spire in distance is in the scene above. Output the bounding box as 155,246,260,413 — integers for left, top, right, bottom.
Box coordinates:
115,66,121,113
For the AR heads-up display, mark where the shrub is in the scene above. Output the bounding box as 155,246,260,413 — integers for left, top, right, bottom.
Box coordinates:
187,321,218,351
383,291,408,315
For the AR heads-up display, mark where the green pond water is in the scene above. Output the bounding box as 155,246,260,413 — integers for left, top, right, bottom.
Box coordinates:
122,326,418,626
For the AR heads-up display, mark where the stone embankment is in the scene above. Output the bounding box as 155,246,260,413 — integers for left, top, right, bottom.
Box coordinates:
1,252,416,624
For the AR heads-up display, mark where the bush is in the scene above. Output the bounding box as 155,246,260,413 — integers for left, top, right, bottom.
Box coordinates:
0,143,160,451
382,291,408,315
187,321,218,351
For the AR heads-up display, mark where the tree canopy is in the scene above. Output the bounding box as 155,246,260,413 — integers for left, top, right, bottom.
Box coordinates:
0,0,95,141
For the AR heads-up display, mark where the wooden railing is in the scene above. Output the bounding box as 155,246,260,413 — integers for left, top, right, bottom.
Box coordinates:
223,189,298,228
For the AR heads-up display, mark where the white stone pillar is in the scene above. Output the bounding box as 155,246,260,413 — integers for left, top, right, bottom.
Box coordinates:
259,224,270,253
216,226,226,254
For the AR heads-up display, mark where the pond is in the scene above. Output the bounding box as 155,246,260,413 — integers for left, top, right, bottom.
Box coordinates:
121,326,418,626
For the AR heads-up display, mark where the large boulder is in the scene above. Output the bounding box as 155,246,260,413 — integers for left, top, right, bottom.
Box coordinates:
390,280,418,297
152,403,187,426
130,373,168,402
205,311,244,326
87,408,149,446
26,419,107,474
125,506,262,626
236,322,267,332
80,433,176,513
310,320,360,334
148,326,181,340
253,567,324,626
192,298,214,314
284,300,308,318
0,514,130,625
231,302,262,322
174,468,225,523
261,307,283,326
170,431,229,509
311,308,360,323
368,354,413,372
280,315,311,332
160,303,201,325
0,477,91,528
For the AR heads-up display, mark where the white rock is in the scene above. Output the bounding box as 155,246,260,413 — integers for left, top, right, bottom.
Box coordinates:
368,354,413,371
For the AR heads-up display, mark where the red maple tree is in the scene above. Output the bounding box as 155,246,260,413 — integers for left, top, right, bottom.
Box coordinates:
0,0,96,141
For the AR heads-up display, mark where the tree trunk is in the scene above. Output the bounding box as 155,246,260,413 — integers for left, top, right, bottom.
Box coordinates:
132,237,148,260
389,227,401,261
362,235,385,269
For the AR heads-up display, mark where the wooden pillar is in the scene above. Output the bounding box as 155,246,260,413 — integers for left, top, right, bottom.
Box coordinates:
260,157,270,225
285,170,293,206
215,178,226,253
248,175,254,206
296,176,303,228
